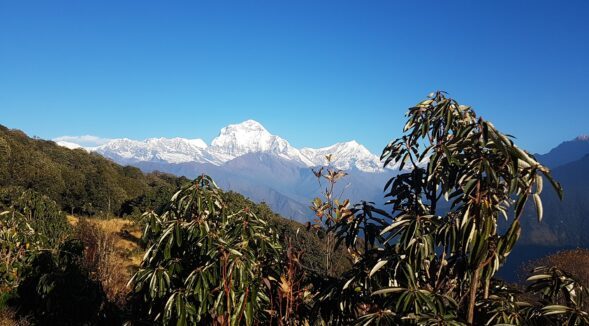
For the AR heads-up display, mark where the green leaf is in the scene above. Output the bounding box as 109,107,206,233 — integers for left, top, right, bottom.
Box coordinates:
533,193,543,222
380,219,408,235
526,274,551,281
463,179,478,197
514,194,528,219
371,287,406,296
369,260,389,278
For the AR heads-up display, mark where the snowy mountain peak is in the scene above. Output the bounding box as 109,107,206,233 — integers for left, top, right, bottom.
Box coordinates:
575,135,589,141
212,120,268,143
334,140,371,154
56,141,83,150
94,137,211,164
144,137,207,149
212,120,271,148
301,140,383,172
55,120,389,172
209,120,313,166
229,119,267,131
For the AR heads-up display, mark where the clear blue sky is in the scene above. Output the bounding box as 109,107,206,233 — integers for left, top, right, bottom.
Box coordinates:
1,0,588,154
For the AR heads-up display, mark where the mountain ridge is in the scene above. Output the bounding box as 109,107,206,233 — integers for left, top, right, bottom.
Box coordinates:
55,122,589,231
535,135,589,168
55,119,389,173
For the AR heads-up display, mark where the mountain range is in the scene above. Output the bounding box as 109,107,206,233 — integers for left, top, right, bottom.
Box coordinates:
519,135,589,246
495,135,589,280
56,121,589,251
57,120,396,221
58,120,387,172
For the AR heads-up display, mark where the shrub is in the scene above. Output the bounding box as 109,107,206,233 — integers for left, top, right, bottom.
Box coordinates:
13,239,120,325
309,92,588,325
129,176,282,325
0,187,70,289
75,218,130,306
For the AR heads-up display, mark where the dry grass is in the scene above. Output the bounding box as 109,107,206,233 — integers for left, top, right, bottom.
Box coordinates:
521,249,589,311
0,307,30,326
525,248,589,286
69,216,144,306
68,216,143,269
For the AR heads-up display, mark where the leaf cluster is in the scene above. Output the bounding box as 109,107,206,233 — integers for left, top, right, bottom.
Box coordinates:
129,175,282,325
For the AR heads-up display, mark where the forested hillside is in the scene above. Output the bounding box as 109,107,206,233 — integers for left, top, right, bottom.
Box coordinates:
0,124,188,216
0,123,351,274
0,123,353,325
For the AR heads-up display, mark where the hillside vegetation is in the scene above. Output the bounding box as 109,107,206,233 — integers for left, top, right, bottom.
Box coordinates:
0,124,187,216
1,92,588,325
0,122,352,324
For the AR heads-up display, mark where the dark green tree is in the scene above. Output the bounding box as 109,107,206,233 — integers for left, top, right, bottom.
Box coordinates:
14,239,119,325
0,187,71,289
313,92,575,325
129,176,282,325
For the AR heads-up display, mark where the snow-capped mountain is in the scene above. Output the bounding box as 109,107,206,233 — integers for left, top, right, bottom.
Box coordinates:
207,120,314,166
57,120,387,172
301,141,383,173
88,137,212,164
56,141,84,150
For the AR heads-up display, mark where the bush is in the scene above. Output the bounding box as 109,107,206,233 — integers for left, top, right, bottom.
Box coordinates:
129,176,282,325
0,187,70,289
13,239,120,325
308,92,588,325
75,219,130,306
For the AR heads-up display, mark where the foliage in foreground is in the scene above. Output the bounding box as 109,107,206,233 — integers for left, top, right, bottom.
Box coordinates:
129,93,589,325
129,175,283,325
13,239,120,325
2,92,589,325
310,92,588,325
0,188,70,290
0,188,120,325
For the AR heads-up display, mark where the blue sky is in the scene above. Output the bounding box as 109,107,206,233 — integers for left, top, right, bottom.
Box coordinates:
1,1,588,154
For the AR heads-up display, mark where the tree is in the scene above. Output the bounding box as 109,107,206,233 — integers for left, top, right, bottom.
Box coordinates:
0,136,10,186
14,239,119,325
0,187,71,290
310,156,353,277
314,92,567,324
129,175,282,325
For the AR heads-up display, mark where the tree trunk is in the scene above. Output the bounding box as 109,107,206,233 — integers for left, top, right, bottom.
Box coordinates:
467,265,481,324
484,277,490,299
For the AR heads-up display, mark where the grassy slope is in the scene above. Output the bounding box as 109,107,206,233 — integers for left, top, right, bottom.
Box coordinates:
67,216,143,281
